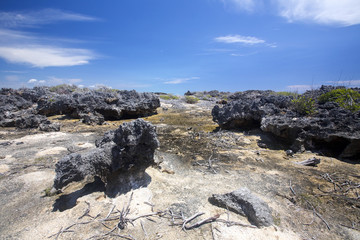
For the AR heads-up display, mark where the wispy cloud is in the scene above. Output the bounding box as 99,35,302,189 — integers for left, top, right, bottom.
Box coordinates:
215,35,265,45
277,0,360,26
221,0,259,12
164,77,199,85
221,0,360,26
0,9,98,68
27,76,82,85
0,9,99,28
5,75,19,82
286,84,319,92
327,80,360,87
28,78,37,83
0,46,94,67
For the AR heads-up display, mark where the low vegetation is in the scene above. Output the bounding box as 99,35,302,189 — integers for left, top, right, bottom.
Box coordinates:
185,95,199,104
159,94,179,100
318,88,360,112
291,95,316,115
49,84,78,94
274,91,299,97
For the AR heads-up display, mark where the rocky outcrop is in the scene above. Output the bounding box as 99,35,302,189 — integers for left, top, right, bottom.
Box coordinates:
37,90,160,124
212,91,292,129
209,188,273,227
53,119,159,190
0,86,160,129
212,86,360,160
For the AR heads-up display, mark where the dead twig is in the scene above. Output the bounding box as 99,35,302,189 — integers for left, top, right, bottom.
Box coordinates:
216,219,256,228
306,201,331,231
289,180,296,195
182,212,205,230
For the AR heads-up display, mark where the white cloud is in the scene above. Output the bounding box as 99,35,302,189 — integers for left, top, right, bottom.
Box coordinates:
0,9,98,68
221,0,360,26
0,46,94,67
26,77,83,86
286,84,320,92
327,80,360,86
5,75,19,82
215,35,265,45
277,0,360,26
46,76,82,85
164,77,199,85
0,9,99,28
221,0,258,12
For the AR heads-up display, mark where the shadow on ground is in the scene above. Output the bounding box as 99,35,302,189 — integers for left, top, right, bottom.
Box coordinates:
52,172,152,212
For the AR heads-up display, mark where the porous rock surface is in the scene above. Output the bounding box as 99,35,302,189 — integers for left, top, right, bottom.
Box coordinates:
37,89,160,124
212,86,360,159
0,86,160,129
209,187,273,227
53,118,159,190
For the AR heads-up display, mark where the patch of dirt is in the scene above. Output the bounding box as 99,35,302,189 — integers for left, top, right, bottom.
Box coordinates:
0,99,359,239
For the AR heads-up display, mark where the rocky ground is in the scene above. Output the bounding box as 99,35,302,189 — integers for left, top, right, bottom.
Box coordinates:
0,96,359,240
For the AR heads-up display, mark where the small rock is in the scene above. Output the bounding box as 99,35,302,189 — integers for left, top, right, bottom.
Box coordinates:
258,142,267,148
0,141,12,147
285,150,294,157
209,187,273,227
296,157,320,166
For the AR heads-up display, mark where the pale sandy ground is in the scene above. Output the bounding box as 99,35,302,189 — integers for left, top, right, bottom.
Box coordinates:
0,99,359,240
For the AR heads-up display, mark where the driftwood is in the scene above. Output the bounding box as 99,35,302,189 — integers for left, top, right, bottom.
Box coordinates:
295,157,320,166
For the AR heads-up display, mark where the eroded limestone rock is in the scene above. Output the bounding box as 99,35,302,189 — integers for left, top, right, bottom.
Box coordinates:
209,187,273,227
53,119,159,190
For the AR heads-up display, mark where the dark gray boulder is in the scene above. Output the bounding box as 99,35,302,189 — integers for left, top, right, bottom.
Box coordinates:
212,91,292,129
209,187,273,227
53,119,159,190
0,86,159,129
212,87,360,160
37,90,160,124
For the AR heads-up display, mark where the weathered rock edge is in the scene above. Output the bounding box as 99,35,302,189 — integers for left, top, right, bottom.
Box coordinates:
53,118,159,190
212,86,360,159
209,187,274,227
0,87,160,129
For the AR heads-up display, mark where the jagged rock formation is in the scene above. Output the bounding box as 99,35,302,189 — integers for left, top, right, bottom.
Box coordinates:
212,91,291,129
37,90,160,124
209,188,273,227
53,119,159,190
0,86,160,129
212,86,360,159
0,89,59,130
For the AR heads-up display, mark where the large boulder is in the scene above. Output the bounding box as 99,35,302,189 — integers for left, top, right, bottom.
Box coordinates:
212,87,360,160
212,91,292,129
37,90,160,124
53,119,159,190
0,86,160,129
209,188,273,227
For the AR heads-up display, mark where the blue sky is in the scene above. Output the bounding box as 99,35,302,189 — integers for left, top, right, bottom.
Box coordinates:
0,0,360,94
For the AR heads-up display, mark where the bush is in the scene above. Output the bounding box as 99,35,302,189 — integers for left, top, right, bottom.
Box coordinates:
49,84,78,94
159,94,179,100
318,88,360,112
185,96,199,104
275,91,299,97
291,95,316,115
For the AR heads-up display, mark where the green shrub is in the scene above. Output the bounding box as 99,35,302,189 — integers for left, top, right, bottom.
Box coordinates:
291,95,316,115
159,94,179,100
185,96,199,104
318,88,360,112
274,91,299,97
49,84,78,94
